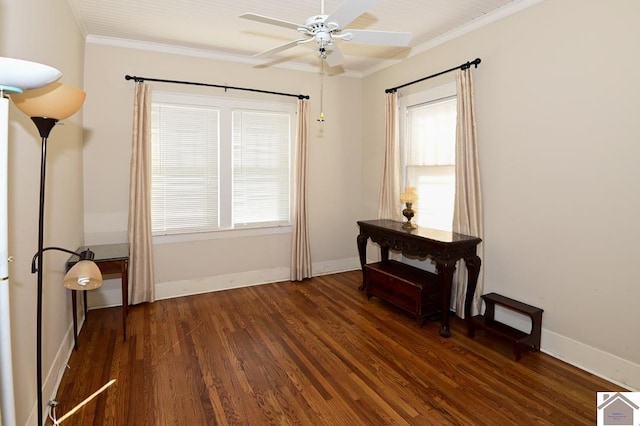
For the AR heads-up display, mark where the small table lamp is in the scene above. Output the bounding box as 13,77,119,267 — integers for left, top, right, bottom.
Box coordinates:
400,186,419,229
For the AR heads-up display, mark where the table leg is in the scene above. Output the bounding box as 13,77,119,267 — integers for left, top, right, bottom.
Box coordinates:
71,290,78,350
83,291,88,320
380,246,389,263
356,233,368,290
121,260,128,341
435,260,457,338
464,255,482,336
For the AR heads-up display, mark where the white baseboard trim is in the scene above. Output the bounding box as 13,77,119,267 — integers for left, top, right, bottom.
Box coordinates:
33,313,84,425
541,328,639,391
310,257,362,277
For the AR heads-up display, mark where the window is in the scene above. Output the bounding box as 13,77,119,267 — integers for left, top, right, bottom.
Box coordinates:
233,110,292,227
151,92,295,236
401,84,457,231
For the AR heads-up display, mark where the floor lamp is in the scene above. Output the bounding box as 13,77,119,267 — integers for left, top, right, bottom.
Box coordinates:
0,56,62,426
10,80,104,425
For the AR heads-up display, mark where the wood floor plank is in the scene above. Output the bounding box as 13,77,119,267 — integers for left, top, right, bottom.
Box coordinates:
50,270,627,425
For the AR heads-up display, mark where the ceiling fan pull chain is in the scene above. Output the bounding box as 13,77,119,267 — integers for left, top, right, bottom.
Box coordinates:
318,58,325,122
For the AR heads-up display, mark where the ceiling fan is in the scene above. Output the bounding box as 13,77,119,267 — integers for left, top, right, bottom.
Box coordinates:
240,0,413,68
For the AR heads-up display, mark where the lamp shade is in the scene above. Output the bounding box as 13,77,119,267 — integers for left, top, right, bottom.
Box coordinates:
63,260,103,291
400,186,419,204
10,82,86,120
0,57,62,92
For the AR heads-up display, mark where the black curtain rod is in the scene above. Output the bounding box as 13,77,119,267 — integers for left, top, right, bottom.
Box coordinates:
385,57,481,94
125,75,310,100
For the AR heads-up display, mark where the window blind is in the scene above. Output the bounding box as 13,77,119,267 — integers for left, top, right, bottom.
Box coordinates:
232,110,291,227
151,103,219,234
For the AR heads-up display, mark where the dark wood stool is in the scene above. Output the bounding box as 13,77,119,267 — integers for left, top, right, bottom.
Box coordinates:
468,292,543,361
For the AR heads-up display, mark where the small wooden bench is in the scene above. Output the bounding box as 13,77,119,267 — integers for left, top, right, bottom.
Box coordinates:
364,260,440,326
468,292,543,361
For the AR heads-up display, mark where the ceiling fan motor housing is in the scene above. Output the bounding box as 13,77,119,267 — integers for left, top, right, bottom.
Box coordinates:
297,15,333,49
305,15,328,28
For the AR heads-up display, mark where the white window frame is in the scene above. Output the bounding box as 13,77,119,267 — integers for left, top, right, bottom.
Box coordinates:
151,91,296,244
399,83,457,231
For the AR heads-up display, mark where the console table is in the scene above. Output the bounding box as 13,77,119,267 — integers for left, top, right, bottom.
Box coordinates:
66,243,130,349
357,219,482,337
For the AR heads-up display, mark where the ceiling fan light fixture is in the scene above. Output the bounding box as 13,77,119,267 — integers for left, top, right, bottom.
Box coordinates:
315,32,331,46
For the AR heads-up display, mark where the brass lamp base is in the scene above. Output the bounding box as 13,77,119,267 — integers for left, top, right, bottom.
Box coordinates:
402,202,417,229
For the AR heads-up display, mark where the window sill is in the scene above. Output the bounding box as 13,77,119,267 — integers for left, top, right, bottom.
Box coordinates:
152,225,292,245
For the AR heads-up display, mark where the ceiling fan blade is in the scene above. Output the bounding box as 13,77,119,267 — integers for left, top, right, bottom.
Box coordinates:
324,0,380,28
342,29,413,46
324,45,345,67
240,13,302,31
253,39,308,58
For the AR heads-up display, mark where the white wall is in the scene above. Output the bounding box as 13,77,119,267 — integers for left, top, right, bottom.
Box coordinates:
82,42,363,305
0,0,86,424
362,0,640,389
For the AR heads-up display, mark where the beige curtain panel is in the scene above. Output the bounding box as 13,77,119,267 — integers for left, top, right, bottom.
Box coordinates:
379,91,402,221
128,82,156,304
290,99,312,281
452,68,484,317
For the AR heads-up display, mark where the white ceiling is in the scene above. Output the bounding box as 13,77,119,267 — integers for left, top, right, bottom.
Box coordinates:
68,0,538,76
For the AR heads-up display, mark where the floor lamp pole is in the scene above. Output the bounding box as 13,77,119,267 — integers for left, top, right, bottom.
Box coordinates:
32,116,58,426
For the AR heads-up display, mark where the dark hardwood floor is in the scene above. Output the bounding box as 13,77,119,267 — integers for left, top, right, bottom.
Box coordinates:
52,270,625,425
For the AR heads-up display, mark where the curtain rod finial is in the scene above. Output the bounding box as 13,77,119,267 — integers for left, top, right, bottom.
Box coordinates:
125,75,145,83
